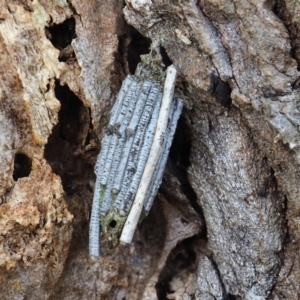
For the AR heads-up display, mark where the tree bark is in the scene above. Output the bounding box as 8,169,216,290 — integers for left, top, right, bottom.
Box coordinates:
0,0,300,299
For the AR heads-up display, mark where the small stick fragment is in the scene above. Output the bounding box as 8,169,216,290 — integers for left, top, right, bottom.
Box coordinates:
112,135,134,194
99,135,118,186
111,82,149,194
114,79,138,130
89,77,135,258
117,82,142,136
126,80,152,138
100,136,125,214
120,65,177,244
94,134,111,177
89,179,103,259
113,84,160,210
100,82,141,186
144,98,183,212
107,76,133,133
121,91,162,212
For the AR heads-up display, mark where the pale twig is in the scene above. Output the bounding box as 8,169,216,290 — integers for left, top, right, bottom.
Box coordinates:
121,89,162,213
144,98,183,212
113,84,160,211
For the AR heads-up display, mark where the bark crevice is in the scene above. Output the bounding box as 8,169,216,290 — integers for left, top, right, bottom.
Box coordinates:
44,80,94,195
272,0,300,68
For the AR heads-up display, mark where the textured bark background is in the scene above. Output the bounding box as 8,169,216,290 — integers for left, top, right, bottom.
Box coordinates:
0,0,300,299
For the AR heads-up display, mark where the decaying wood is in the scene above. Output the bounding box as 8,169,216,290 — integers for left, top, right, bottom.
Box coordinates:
0,0,300,299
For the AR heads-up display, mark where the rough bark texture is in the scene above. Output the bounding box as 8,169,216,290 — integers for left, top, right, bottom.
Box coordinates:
0,0,300,299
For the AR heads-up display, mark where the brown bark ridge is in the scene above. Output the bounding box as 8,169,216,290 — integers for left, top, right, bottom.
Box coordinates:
0,0,299,299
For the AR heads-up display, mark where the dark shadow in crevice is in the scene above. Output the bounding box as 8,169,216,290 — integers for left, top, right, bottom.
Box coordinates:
256,158,278,198
116,33,129,75
127,26,151,74
208,72,232,110
282,195,288,240
45,17,76,62
227,294,238,299
272,0,300,70
46,17,76,50
208,255,235,299
160,46,173,69
169,112,207,236
133,198,167,262
292,76,300,90
155,113,213,299
13,153,32,181
44,80,93,195
155,235,204,300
